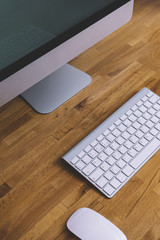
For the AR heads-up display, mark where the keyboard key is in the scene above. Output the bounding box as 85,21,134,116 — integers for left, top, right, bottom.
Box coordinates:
101,139,110,148
153,103,160,111
118,124,126,132
92,158,102,167
109,124,116,131
131,105,138,111
150,128,159,136
126,109,132,116
107,156,116,166
129,114,137,122
118,146,128,154
78,151,85,158
97,134,104,142
82,163,96,176
156,111,160,119
139,137,148,146
140,125,149,134
84,145,92,153
104,184,115,196
88,149,98,158
103,129,110,136
106,133,115,142
112,151,122,160
104,146,114,155
116,136,125,145
100,162,110,171
151,116,159,124
94,144,104,153
96,176,108,188
139,105,147,113
130,138,160,169
116,172,127,182
138,116,146,125
71,156,79,164
91,140,98,147
143,112,151,120
147,91,153,97
127,126,136,135
145,133,153,141
142,96,148,102
124,140,133,149
110,141,119,150
121,131,131,140
137,100,143,106
98,152,108,161
132,122,141,130
120,114,127,120
148,108,156,115
82,155,92,164
122,154,132,163
124,119,132,127
112,129,121,137
76,161,86,170
157,134,160,140
145,120,154,128
117,159,126,168
134,110,142,117
155,123,160,131
110,165,120,174
104,171,114,180
130,135,139,144
135,130,144,139
115,119,121,126
144,101,152,108
149,95,159,104
110,178,121,189
134,143,143,152
89,168,104,182
128,148,137,157
122,165,134,176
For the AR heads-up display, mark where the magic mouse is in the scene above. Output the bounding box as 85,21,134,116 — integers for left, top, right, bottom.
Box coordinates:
67,208,127,240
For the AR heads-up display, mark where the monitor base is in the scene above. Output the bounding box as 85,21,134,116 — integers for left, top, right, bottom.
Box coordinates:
21,64,91,114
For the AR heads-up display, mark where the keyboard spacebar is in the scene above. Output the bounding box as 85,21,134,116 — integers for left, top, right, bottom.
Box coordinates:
130,138,160,169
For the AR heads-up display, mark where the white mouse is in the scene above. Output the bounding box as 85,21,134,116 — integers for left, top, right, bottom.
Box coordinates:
67,208,127,240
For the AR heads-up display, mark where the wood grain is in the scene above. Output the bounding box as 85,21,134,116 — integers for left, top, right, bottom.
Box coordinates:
1,0,160,239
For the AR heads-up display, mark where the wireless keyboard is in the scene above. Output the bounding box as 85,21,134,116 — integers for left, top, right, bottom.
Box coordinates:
62,88,160,198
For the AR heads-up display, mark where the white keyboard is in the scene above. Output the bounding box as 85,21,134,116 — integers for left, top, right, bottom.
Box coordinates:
62,88,160,198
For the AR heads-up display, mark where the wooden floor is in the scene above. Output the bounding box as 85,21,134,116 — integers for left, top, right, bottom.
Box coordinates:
1,0,160,239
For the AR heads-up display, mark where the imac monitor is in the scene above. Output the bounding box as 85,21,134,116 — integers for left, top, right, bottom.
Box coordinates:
0,0,134,114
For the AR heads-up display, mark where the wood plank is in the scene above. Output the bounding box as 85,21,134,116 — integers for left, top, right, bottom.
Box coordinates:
1,0,160,239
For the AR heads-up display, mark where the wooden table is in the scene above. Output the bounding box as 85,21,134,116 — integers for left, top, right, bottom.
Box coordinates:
0,0,160,239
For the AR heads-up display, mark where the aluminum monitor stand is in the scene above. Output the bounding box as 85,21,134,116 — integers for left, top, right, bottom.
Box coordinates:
21,64,91,114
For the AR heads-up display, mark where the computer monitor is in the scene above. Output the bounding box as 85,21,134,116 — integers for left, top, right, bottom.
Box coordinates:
0,0,134,114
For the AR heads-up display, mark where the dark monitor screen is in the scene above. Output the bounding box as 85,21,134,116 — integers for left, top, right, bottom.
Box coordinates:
0,0,130,82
